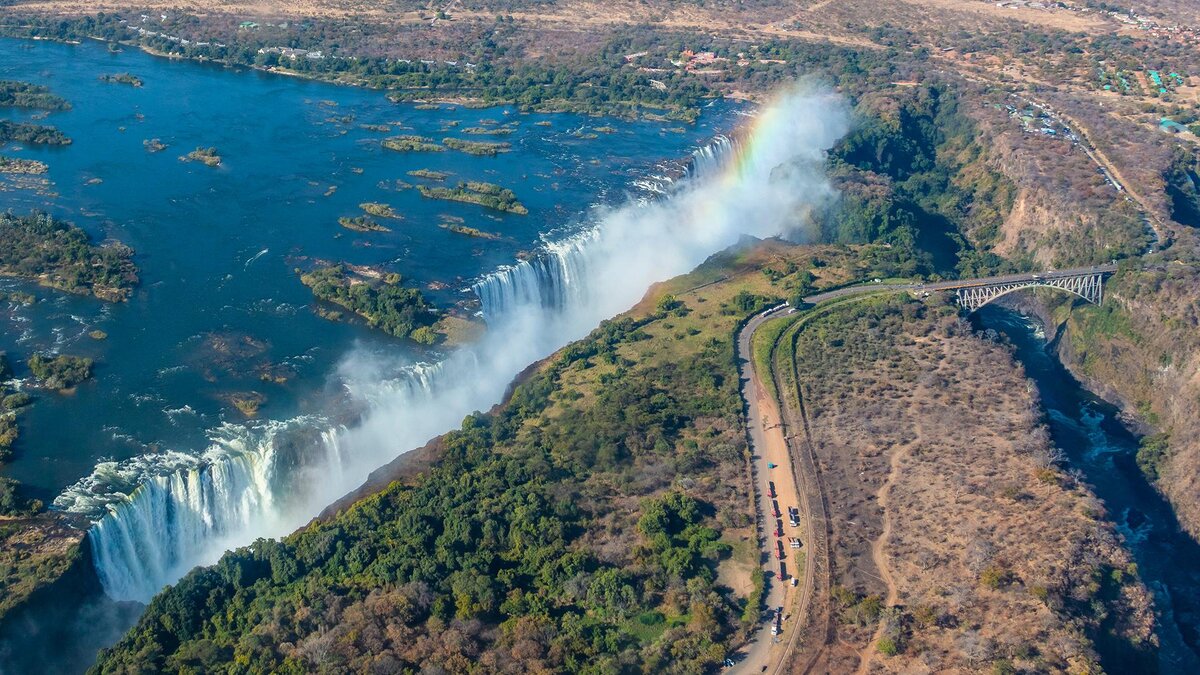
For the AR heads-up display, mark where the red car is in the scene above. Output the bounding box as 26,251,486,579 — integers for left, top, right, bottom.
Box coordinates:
767,481,777,499
775,540,785,560
774,520,784,538
772,500,781,518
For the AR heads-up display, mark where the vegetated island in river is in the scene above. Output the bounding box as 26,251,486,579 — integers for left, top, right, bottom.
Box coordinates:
0,120,71,146
0,211,138,301
0,156,48,174
439,222,502,240
179,146,221,167
417,181,528,215
299,265,439,343
441,137,511,156
98,72,143,87
407,168,449,181
143,138,167,153
339,215,391,232
382,135,444,153
27,353,93,392
0,80,70,111
359,202,402,219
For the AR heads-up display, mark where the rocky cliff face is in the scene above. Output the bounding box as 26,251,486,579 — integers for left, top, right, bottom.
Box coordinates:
1039,247,1200,541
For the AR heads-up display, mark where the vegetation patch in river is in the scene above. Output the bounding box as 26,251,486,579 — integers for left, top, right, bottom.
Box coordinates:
299,265,438,342
0,212,138,301
0,80,70,111
179,146,221,167
142,138,167,153
359,202,401,219
0,120,70,146
406,168,449,181
461,126,512,136
439,222,502,240
338,215,391,232
381,135,444,153
442,137,511,156
417,181,528,214
98,73,143,87
27,353,93,392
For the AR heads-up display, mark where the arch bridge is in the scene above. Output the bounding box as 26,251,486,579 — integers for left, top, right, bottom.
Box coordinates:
797,264,1120,312
948,265,1116,312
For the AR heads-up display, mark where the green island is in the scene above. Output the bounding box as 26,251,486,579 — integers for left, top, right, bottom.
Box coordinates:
441,137,511,156
0,156,48,174
338,215,391,232
461,126,512,136
359,202,401,219
359,123,391,132
381,135,444,153
439,222,502,240
0,211,138,301
299,265,438,342
0,290,35,305
0,120,71,146
98,72,143,87
142,138,167,153
179,147,221,167
407,168,449,181
0,80,70,111
27,353,93,391
417,181,528,215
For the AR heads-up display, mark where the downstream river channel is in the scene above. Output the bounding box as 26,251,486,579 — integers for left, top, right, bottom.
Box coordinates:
977,306,1200,674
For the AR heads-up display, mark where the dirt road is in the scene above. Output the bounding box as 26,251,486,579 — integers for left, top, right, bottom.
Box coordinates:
729,306,808,674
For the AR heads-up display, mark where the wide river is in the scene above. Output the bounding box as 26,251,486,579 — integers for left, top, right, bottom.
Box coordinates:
0,37,733,502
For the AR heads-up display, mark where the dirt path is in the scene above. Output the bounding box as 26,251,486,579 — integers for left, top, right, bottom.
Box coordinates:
855,437,913,674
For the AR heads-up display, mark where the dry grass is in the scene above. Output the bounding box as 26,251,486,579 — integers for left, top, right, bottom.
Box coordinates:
780,296,1156,672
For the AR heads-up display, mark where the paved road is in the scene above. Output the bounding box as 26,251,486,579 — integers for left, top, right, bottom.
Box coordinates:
729,305,805,675
801,263,1118,305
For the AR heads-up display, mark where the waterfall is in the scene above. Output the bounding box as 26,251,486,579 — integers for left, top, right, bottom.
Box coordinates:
472,229,598,320
685,134,737,180
59,85,850,604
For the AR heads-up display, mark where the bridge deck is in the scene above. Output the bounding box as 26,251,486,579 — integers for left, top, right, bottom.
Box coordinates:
801,264,1118,307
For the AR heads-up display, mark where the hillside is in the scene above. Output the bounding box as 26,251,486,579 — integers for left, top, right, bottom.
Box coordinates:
1032,232,1200,540
760,293,1157,673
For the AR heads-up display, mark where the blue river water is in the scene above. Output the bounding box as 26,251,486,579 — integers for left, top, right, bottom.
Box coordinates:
0,37,733,503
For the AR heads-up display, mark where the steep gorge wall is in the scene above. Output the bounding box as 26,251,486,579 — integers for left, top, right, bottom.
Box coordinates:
1040,253,1200,541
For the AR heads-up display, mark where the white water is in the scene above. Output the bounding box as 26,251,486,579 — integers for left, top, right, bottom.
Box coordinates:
58,84,850,603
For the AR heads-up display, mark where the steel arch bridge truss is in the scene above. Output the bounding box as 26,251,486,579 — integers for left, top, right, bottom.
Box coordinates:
955,273,1105,312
